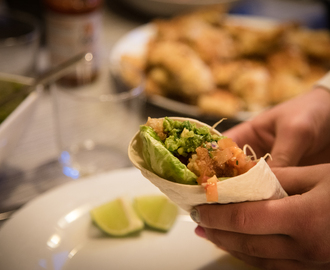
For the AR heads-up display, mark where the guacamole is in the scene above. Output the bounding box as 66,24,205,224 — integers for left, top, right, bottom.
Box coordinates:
139,117,225,185
162,117,224,157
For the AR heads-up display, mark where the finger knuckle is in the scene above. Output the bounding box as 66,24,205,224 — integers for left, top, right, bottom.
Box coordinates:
290,118,314,141
201,207,218,227
272,153,291,167
230,207,248,231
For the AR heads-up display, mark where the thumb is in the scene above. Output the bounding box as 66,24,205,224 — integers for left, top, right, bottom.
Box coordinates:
268,127,308,167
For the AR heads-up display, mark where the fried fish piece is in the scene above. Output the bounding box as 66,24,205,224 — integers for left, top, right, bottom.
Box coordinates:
146,41,215,97
119,55,146,88
197,89,244,118
211,60,266,87
286,28,330,62
183,19,236,63
223,21,288,57
154,14,236,63
267,45,310,78
229,63,270,111
145,74,164,96
154,18,182,41
269,72,306,104
211,60,242,86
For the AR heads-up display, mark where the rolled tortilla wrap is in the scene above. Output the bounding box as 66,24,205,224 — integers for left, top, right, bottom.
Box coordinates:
128,117,288,212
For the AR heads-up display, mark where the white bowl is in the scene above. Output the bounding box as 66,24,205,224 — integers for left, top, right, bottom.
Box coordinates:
122,0,239,17
0,73,42,165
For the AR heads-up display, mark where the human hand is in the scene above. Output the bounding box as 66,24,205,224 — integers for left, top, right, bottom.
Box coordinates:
191,164,330,269
223,87,330,167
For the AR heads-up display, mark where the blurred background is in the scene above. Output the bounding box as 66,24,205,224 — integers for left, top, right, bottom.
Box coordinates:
2,0,329,45
0,0,329,221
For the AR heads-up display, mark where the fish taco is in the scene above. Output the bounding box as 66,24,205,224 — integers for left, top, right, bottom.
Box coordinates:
128,117,287,212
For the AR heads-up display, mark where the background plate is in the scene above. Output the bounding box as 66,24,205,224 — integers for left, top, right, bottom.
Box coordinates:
109,16,278,127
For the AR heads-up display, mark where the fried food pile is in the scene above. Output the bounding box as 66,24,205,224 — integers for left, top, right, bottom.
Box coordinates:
120,6,330,118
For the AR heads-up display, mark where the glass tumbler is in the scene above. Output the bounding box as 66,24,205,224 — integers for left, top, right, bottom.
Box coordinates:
51,62,145,178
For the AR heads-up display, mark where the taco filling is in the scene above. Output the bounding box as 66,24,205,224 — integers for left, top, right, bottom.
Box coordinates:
139,117,257,202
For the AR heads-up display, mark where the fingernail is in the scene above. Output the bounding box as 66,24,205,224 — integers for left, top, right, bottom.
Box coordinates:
190,208,200,223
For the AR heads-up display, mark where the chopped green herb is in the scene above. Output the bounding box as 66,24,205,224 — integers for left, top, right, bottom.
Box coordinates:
162,117,225,157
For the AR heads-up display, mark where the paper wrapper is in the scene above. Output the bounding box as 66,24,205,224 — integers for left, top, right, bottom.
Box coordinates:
128,117,288,212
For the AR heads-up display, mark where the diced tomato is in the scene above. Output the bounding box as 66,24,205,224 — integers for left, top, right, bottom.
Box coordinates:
240,159,257,174
213,147,233,164
204,175,218,202
217,138,238,150
228,151,256,175
188,137,257,189
197,174,210,185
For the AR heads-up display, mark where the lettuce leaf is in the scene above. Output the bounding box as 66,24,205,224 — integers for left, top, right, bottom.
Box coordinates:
140,125,197,185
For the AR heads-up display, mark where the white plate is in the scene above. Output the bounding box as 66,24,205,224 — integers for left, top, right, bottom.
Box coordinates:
109,15,279,123
0,167,256,270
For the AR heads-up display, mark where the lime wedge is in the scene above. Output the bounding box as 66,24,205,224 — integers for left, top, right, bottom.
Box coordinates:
90,197,144,236
134,195,178,231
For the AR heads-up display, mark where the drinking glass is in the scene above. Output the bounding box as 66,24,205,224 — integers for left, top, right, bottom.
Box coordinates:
51,60,145,178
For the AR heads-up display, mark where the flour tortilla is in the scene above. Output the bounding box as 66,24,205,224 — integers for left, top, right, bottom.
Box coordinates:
128,117,288,212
